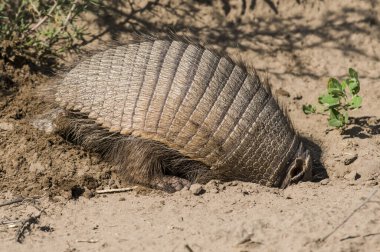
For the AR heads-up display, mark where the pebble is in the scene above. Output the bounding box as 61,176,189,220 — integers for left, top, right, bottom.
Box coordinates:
228,181,238,186
343,154,358,165
52,195,66,203
83,188,95,199
205,179,222,193
0,121,14,131
275,88,290,97
344,171,361,181
209,188,219,194
189,184,205,196
365,180,378,187
29,162,45,173
320,178,330,185
293,94,303,100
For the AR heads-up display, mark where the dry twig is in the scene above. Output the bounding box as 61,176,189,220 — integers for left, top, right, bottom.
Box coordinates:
340,232,380,241
77,239,99,243
30,1,58,32
0,197,24,208
363,232,380,238
63,0,79,26
96,186,138,194
321,189,378,242
0,219,22,226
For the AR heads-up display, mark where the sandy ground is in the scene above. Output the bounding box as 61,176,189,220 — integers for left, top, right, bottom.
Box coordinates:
1,0,380,251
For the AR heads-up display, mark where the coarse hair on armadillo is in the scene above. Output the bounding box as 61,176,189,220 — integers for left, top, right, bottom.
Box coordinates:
55,110,210,191
48,34,312,191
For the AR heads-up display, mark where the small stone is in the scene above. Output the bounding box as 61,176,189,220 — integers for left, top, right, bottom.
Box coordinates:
229,181,238,186
32,119,54,133
205,179,221,193
283,191,293,199
180,186,189,192
293,94,303,100
0,121,14,131
275,88,290,97
209,188,219,194
61,191,72,200
365,180,378,187
83,188,95,199
51,195,66,203
320,178,330,185
29,162,45,173
344,154,358,165
119,197,126,201
189,184,205,196
344,171,361,181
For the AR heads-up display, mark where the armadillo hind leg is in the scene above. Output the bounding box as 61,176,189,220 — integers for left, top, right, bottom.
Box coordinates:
55,111,209,192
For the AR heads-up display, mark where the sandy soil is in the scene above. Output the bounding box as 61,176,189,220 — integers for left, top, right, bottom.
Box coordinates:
1,0,379,251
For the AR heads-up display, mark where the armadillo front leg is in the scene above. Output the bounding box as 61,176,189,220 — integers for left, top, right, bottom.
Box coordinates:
150,176,191,192
113,136,208,192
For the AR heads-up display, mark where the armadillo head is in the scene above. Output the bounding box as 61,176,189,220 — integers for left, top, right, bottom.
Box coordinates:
280,142,313,189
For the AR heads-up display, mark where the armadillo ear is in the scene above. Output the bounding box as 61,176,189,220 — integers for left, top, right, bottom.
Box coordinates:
280,144,313,189
280,158,303,189
301,150,313,182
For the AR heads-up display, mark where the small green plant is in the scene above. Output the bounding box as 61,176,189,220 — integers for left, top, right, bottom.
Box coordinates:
303,68,362,128
0,0,98,69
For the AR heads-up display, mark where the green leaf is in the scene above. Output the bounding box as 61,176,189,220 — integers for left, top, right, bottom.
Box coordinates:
328,117,343,127
349,95,362,109
349,68,358,79
328,108,344,128
343,111,349,124
329,107,340,119
341,79,347,90
327,78,344,96
318,94,340,107
348,78,360,95
302,104,316,114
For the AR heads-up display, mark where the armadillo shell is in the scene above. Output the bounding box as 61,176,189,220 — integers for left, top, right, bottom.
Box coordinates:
57,39,299,187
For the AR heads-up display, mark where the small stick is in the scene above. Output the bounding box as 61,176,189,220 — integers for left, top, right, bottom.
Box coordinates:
340,232,380,241
96,186,138,194
321,189,378,242
363,232,380,238
29,1,41,16
29,1,58,32
15,212,42,243
63,0,79,26
340,235,360,241
0,197,24,208
77,239,98,243
0,194,44,208
0,220,22,226
184,244,194,252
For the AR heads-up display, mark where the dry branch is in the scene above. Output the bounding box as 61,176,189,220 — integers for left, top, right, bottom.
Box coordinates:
96,186,138,194
30,1,58,32
321,189,378,242
0,197,24,208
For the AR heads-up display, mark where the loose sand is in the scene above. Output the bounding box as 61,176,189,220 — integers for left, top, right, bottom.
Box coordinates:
1,1,379,251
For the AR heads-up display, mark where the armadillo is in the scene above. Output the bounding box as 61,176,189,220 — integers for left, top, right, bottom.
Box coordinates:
53,38,313,191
